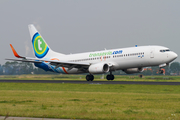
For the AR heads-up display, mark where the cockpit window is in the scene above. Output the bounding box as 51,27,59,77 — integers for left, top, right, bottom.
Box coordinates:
160,49,170,52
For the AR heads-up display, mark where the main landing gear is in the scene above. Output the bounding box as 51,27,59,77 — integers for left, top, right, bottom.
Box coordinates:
106,71,114,80
106,74,114,80
86,74,94,81
86,72,115,81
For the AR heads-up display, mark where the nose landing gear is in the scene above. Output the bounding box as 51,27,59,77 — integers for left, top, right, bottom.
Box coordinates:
159,69,164,74
158,63,167,74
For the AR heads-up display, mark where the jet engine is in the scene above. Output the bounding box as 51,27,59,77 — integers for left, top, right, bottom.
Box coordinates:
88,63,109,74
123,67,144,74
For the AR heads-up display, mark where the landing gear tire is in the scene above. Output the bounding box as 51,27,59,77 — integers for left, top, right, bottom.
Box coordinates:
106,74,114,81
159,69,164,74
86,75,94,81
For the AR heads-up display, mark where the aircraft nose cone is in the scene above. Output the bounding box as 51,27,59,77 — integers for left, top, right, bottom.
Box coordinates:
166,52,178,63
173,52,178,59
170,52,178,61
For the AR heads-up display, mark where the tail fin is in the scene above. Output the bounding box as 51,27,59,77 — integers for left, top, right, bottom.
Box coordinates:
28,24,64,58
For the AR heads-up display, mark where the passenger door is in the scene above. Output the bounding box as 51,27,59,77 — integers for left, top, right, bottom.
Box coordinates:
150,49,154,58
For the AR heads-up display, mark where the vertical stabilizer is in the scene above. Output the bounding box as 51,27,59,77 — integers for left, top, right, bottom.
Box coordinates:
28,24,64,59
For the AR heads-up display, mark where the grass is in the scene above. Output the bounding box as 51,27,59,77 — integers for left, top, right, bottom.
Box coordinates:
1,74,180,82
0,82,180,119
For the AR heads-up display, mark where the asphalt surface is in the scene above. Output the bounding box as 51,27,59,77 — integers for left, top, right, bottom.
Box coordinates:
0,80,180,85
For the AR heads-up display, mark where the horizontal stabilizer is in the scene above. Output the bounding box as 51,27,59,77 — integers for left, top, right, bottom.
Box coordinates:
5,58,42,63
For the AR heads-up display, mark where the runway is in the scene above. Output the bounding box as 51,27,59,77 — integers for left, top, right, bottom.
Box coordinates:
0,80,180,85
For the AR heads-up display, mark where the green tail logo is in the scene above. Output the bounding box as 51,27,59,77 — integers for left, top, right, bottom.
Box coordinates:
32,33,49,58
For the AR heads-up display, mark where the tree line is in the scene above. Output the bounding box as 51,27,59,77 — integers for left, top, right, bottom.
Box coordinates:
0,61,54,75
0,61,180,75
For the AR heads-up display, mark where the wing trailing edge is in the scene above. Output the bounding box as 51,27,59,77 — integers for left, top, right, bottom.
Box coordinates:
7,44,90,70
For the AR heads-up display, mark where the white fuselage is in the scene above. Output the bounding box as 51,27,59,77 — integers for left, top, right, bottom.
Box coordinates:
38,45,177,74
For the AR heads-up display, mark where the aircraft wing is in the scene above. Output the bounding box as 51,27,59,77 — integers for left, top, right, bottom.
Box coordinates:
6,58,90,67
6,44,90,71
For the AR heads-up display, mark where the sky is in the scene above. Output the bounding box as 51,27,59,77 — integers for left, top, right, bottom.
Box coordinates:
0,0,180,64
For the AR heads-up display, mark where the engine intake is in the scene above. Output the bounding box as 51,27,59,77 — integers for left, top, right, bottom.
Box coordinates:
123,68,144,74
88,63,109,74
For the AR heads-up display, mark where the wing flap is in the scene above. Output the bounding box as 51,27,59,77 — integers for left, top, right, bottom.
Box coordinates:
6,58,90,68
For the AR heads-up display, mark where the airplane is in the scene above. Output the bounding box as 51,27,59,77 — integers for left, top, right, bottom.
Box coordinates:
6,24,178,81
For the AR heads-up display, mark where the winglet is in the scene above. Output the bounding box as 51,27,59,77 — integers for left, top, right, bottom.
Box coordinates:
10,44,25,58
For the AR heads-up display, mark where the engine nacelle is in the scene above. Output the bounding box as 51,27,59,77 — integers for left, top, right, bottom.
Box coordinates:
88,63,109,74
123,68,144,74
